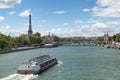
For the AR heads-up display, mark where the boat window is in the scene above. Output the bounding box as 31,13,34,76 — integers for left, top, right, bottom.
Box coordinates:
28,66,30,68
47,62,49,65
50,60,52,63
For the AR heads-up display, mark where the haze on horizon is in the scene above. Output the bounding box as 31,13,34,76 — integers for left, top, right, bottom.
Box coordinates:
0,0,120,37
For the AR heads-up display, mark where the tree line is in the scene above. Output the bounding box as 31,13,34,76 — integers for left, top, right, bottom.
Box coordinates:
0,32,77,49
0,32,120,49
0,32,42,50
96,33,120,42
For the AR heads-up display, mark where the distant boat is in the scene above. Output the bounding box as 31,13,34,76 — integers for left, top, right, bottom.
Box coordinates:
41,43,59,48
70,43,80,46
17,55,58,75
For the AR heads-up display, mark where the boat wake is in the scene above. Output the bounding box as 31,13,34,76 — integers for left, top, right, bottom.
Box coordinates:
57,61,63,67
0,73,38,80
58,61,63,65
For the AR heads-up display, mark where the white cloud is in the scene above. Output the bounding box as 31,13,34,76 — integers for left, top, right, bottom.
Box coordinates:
0,0,22,9
63,23,69,26
0,26,10,31
0,26,14,35
106,21,120,25
41,20,47,23
0,16,5,21
83,8,90,12
74,20,82,24
39,21,120,37
53,10,67,14
0,25,28,36
87,19,97,23
92,0,120,17
19,9,31,17
8,11,15,15
92,22,107,29
1,21,119,37
17,0,22,4
38,25,43,27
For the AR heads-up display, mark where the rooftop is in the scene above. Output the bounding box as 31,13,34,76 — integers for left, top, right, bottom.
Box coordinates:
22,55,52,65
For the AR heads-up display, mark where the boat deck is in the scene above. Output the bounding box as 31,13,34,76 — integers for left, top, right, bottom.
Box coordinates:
22,55,53,65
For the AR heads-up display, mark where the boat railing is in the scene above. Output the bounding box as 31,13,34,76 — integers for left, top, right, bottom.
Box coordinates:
27,55,52,64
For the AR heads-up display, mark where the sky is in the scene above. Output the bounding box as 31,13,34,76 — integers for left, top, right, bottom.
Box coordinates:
0,0,120,37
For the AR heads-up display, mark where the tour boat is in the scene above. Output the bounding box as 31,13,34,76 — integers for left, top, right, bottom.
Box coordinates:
17,55,58,75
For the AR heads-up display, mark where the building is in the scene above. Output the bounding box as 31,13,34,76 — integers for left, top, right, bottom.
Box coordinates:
28,13,33,35
47,32,54,42
104,32,109,42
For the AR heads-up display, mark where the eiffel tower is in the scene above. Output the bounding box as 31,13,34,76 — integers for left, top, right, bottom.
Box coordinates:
28,13,33,35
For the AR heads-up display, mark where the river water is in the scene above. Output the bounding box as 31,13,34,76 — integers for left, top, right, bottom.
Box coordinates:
0,46,120,80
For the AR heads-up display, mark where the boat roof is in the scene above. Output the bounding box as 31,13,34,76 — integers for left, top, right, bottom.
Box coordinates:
22,55,53,65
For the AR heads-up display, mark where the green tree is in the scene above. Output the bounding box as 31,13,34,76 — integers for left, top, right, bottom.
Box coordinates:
96,37,104,41
53,36,60,42
0,39,8,49
15,34,29,45
0,34,10,49
115,34,120,42
42,36,48,43
28,32,42,44
33,32,42,44
112,35,116,41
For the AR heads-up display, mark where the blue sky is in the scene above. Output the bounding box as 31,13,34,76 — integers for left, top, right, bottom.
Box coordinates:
0,0,120,37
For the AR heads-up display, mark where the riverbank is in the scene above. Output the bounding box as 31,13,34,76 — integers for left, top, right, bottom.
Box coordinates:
0,43,61,54
98,42,120,50
0,46,40,54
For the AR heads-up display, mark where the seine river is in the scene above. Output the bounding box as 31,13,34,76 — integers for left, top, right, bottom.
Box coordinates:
0,46,120,80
